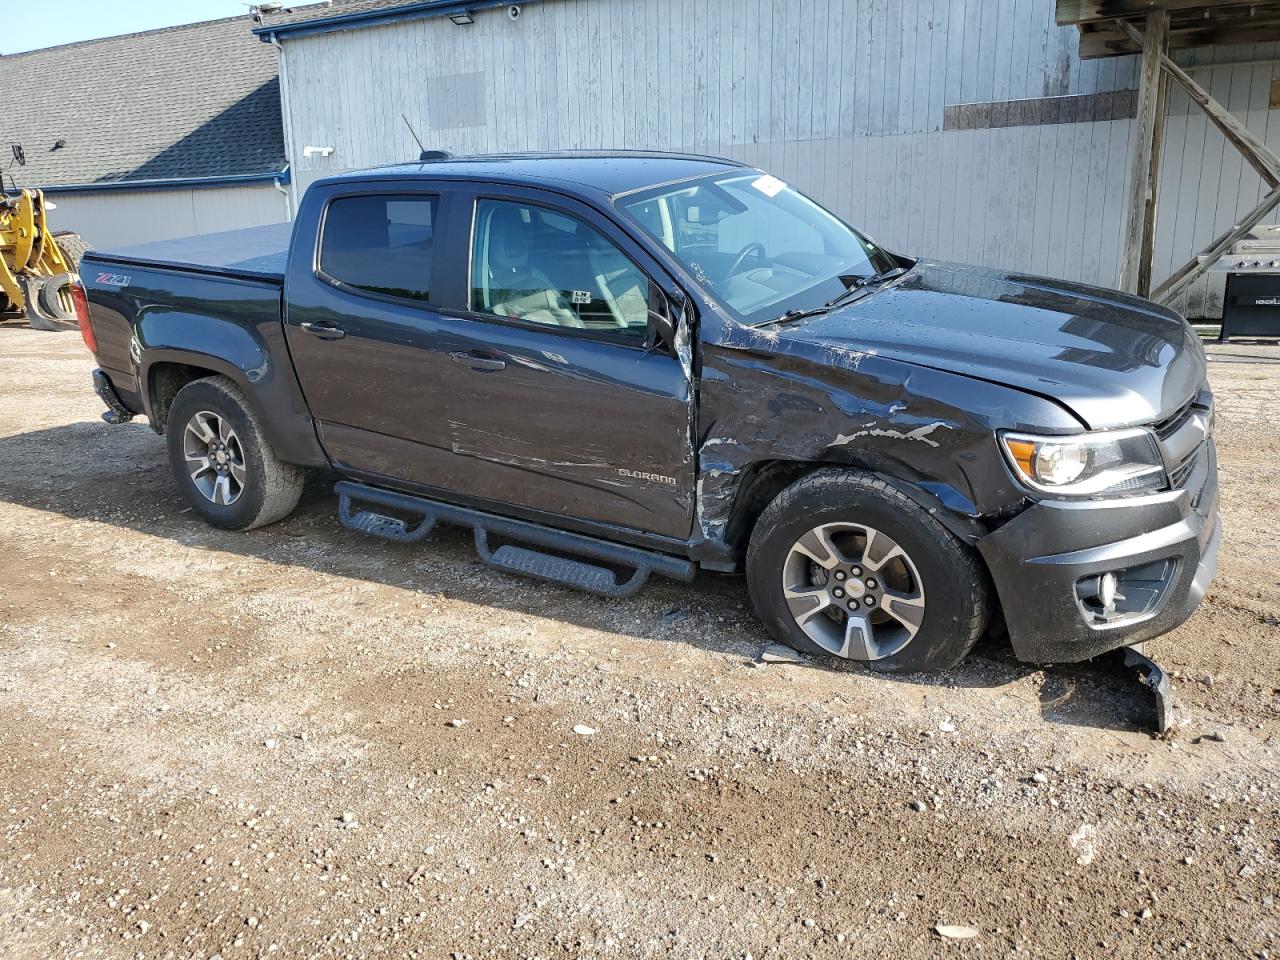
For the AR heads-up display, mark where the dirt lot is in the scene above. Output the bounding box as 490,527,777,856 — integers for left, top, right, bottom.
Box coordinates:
0,326,1277,960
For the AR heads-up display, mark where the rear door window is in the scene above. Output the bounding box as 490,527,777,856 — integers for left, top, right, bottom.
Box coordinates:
319,194,438,302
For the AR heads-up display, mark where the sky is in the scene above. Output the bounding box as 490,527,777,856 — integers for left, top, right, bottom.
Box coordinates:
2,0,286,54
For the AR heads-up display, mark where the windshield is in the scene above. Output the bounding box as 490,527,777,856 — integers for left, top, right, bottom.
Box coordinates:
619,171,897,324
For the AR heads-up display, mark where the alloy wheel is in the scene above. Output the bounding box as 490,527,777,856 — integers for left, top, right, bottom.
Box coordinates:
781,522,926,660
183,410,247,506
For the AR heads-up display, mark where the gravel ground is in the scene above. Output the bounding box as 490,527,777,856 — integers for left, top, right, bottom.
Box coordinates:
1,325,1277,959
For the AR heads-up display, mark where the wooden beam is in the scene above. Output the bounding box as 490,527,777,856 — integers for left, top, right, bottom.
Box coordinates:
1120,11,1170,296
1152,183,1280,305
1118,19,1280,188
1080,15,1280,57
1057,0,1244,26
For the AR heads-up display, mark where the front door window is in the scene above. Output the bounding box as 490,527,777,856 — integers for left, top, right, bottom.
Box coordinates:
470,199,650,340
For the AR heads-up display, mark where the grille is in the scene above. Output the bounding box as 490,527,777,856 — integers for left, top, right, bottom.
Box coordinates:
1153,398,1196,438
1169,452,1199,489
1153,395,1211,490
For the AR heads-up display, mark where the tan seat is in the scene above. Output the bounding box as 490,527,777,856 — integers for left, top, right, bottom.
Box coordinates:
483,206,581,328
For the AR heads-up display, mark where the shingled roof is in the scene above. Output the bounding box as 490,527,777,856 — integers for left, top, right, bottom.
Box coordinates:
253,0,539,40
0,15,286,191
256,0,415,30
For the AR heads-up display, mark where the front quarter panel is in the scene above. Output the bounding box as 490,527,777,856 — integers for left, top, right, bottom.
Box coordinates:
693,329,1083,557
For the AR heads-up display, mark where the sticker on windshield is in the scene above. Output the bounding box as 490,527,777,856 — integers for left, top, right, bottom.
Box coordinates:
750,174,786,197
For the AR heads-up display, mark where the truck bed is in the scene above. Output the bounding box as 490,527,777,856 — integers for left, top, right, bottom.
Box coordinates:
84,221,292,283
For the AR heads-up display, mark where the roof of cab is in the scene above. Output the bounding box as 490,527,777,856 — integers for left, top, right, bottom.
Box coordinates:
319,151,749,199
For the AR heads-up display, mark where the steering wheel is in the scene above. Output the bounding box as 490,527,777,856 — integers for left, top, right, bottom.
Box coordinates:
727,241,767,277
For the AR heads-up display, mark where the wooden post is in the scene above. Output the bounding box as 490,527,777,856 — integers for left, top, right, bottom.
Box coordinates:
1137,44,1169,295
1119,11,1169,296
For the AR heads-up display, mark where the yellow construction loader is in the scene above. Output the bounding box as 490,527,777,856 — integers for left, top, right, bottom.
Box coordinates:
1,187,90,332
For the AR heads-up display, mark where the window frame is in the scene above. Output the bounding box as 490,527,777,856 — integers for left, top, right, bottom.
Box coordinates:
460,192,666,351
314,190,443,310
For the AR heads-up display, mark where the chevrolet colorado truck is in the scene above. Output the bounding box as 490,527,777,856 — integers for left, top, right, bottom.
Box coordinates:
78,152,1219,674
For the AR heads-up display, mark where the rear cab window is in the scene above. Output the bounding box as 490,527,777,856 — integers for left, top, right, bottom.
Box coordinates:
318,194,439,302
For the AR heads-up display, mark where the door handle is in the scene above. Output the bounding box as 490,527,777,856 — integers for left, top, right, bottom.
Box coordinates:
449,351,506,372
300,321,346,340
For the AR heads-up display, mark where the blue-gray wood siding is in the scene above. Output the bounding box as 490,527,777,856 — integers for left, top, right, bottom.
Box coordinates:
277,0,1280,317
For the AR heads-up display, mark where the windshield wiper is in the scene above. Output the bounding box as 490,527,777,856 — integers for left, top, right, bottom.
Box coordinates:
752,265,910,328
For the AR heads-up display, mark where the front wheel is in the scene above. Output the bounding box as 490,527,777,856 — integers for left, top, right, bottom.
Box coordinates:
166,376,305,530
746,469,991,672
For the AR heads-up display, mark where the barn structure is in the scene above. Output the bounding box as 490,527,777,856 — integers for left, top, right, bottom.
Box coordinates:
0,16,290,248
254,0,1280,319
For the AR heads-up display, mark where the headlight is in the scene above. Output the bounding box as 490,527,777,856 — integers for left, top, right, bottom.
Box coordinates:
999,428,1166,496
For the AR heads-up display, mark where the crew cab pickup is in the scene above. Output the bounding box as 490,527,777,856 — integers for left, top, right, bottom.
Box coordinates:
79,151,1219,672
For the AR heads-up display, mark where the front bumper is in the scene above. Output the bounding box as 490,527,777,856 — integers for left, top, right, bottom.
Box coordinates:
979,440,1220,663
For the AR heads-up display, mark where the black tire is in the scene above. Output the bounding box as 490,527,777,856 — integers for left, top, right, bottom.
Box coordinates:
746,468,991,673
53,232,92,270
19,275,75,332
166,376,305,531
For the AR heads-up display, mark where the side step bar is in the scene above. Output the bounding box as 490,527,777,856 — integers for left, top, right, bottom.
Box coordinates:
335,481,695,598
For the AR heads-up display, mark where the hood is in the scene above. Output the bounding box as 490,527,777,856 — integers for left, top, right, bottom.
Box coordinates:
777,261,1206,429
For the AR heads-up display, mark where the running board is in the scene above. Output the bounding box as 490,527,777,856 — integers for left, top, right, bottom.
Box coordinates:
335,481,695,598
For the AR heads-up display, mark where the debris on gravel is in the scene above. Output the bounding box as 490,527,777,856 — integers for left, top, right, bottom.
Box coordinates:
760,642,804,663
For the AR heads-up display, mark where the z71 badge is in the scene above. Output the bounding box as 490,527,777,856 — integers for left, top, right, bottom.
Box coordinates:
95,272,132,287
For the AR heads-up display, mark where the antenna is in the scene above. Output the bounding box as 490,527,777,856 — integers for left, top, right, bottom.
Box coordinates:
402,114,427,155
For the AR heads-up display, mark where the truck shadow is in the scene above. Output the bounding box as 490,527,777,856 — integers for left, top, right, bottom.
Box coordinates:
0,419,1163,735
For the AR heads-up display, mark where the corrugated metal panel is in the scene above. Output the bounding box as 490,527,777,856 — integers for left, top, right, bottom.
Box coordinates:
278,0,1280,315
44,184,289,250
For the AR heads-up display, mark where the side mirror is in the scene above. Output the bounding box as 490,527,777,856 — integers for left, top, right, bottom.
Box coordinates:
646,289,683,352
647,308,675,351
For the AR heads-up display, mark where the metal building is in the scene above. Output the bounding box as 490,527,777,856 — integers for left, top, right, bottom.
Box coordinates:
0,16,290,249
255,0,1280,318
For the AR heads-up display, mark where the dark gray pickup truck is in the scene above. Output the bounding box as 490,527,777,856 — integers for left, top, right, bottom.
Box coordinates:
78,151,1219,676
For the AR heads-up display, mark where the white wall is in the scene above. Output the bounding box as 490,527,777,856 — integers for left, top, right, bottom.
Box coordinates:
44,183,290,251
276,0,1280,316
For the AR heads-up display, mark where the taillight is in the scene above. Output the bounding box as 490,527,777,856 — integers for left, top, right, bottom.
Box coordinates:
71,280,97,354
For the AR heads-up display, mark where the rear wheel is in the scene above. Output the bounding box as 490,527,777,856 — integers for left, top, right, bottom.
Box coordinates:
166,376,305,530
746,469,991,672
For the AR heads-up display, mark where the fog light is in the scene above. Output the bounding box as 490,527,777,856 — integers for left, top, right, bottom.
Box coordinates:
1098,571,1119,609
1076,571,1125,619
1074,560,1175,626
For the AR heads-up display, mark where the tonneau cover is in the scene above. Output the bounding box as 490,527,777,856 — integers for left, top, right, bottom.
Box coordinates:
87,221,293,282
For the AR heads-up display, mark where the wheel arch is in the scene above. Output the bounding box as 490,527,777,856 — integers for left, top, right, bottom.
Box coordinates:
724,457,990,557
143,352,260,434
139,345,328,469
